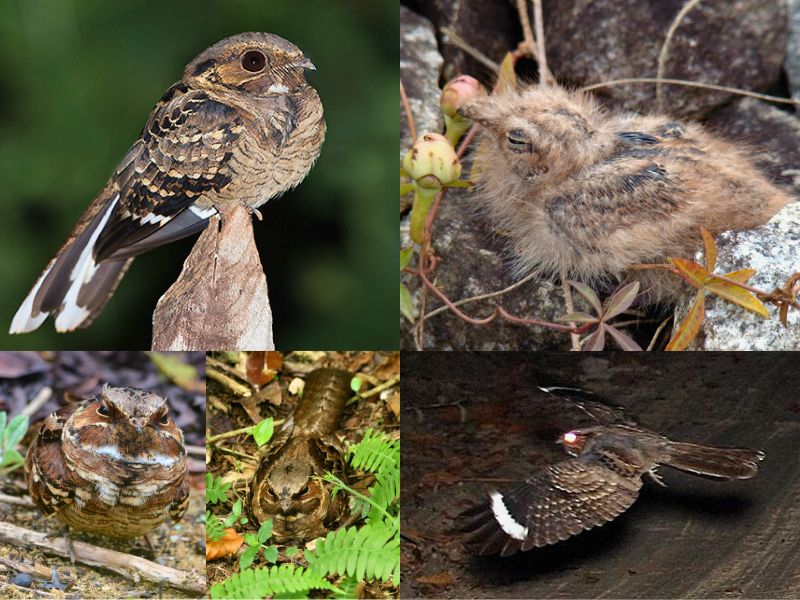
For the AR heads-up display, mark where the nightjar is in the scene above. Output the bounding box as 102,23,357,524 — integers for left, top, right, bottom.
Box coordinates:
460,84,793,300
11,32,324,333
250,368,355,542
24,385,188,541
462,423,764,556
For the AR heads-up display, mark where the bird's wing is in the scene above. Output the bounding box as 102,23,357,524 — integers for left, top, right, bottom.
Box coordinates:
94,82,244,261
24,404,84,514
10,82,242,333
461,455,642,556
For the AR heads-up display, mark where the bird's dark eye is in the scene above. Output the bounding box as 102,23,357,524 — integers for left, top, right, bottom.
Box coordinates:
507,129,532,153
97,403,110,418
299,485,309,495
159,411,169,425
241,50,266,73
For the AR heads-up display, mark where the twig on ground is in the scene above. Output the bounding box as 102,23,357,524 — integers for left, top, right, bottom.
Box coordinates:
20,387,53,419
0,520,205,595
656,0,704,110
0,493,34,507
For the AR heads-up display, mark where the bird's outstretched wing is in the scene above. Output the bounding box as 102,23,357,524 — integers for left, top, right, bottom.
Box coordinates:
10,82,242,333
461,454,642,556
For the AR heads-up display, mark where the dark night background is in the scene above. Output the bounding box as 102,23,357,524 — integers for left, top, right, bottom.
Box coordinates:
0,0,397,349
401,352,800,598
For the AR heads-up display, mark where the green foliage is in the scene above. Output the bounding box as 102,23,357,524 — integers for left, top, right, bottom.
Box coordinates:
207,498,248,542
308,429,401,585
305,524,400,586
252,418,274,447
0,412,29,471
240,520,277,570
350,376,362,394
206,473,231,504
348,429,400,480
209,564,339,599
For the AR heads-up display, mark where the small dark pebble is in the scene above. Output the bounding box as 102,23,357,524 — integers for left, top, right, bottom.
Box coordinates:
11,572,33,587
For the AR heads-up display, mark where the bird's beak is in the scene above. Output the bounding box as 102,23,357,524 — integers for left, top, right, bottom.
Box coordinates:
279,491,293,513
297,57,316,71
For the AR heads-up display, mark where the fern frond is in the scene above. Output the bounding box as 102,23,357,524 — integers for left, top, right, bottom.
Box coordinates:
306,524,400,586
365,468,400,523
209,564,338,599
348,429,399,476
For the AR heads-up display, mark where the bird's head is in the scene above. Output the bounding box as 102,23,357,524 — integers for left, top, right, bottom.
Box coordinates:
185,32,316,97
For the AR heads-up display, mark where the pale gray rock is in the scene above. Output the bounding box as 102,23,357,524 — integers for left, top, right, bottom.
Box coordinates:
674,202,800,350
543,0,788,116
400,6,444,157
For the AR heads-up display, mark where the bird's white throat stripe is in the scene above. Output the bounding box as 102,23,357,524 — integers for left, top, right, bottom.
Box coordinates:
94,444,179,466
55,194,120,331
268,83,289,94
489,490,528,540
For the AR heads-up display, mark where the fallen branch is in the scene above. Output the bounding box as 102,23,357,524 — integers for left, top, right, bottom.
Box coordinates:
0,520,205,595
0,492,34,507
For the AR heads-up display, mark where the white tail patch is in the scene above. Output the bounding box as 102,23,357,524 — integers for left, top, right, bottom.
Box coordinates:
9,264,53,333
54,195,119,332
489,490,528,540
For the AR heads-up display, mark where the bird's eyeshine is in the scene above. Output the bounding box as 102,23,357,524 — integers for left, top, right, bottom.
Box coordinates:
97,403,110,418
242,50,267,73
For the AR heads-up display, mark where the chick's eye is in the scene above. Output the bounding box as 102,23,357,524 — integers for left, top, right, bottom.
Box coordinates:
158,412,170,425
300,485,309,495
241,50,266,73
97,404,110,418
507,129,532,153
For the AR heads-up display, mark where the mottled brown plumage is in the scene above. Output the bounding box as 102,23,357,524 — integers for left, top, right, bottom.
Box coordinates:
460,85,792,300
11,32,324,333
462,423,764,556
250,368,355,542
24,386,188,541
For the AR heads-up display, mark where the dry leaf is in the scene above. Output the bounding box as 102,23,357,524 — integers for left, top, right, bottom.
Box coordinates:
206,528,243,560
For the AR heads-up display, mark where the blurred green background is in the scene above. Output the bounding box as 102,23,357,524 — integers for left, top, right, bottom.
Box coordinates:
0,0,397,350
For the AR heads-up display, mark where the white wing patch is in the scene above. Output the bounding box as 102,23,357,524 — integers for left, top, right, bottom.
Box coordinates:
489,490,529,541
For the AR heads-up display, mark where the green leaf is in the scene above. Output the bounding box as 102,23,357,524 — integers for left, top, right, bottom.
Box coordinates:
257,519,273,543
400,283,415,322
0,449,23,469
206,474,231,504
252,418,274,447
262,545,279,564
244,533,259,547
285,546,298,558
239,545,259,570
400,247,414,271
4,415,28,450
350,377,362,394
